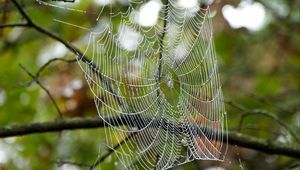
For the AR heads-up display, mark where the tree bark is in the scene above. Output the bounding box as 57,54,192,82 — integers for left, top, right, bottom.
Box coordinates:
0,117,299,158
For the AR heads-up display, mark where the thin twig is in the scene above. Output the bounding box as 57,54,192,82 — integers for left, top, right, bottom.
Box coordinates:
36,58,77,78
90,132,137,170
19,64,63,119
19,58,77,87
225,99,300,144
247,92,295,115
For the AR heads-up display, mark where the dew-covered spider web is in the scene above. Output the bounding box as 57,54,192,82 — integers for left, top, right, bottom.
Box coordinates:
36,0,228,169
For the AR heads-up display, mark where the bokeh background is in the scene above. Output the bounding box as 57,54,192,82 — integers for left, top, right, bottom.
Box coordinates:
0,0,299,169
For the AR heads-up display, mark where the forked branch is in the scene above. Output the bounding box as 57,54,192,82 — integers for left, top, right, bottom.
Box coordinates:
225,99,300,144
19,64,63,118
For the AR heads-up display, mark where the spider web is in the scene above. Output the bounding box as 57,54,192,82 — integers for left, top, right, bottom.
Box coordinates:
36,0,228,169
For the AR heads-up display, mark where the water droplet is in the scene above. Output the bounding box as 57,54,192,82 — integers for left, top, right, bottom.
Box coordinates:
132,127,138,131
114,161,118,166
166,74,173,88
181,138,188,146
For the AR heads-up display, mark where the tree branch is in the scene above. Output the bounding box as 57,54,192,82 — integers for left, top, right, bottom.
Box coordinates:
0,117,299,158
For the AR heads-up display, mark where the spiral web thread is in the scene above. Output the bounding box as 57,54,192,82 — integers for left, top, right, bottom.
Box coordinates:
36,0,228,169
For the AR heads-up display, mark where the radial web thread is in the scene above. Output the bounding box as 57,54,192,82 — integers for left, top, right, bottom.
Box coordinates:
36,0,228,169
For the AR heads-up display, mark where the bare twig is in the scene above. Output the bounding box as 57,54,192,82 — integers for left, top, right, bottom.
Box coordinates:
90,132,137,170
19,58,77,87
247,92,295,115
19,64,63,119
225,99,300,144
36,58,77,79
51,132,137,169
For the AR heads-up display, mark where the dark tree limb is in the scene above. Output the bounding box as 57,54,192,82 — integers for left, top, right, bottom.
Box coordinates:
0,117,299,158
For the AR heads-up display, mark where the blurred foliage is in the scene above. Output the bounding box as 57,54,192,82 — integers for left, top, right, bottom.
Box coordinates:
0,0,299,170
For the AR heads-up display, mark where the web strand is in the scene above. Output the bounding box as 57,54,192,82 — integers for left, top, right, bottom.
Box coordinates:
37,0,228,169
